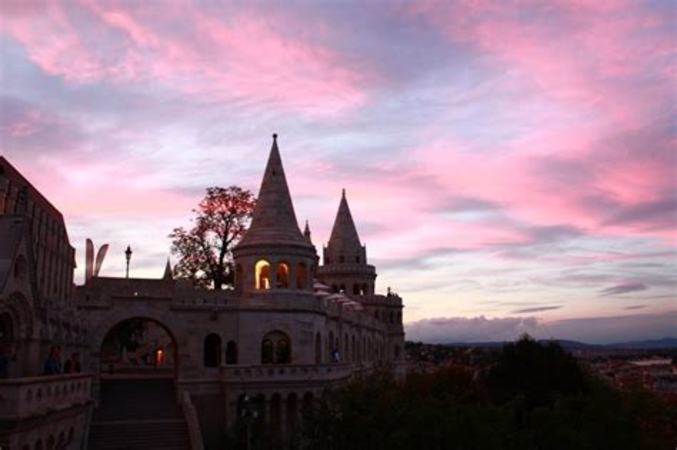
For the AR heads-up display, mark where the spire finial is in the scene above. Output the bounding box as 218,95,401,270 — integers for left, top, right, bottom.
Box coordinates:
273,133,278,141
163,257,173,280
342,188,346,198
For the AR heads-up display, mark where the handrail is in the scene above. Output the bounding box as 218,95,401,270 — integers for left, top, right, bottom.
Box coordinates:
0,373,93,420
180,390,205,450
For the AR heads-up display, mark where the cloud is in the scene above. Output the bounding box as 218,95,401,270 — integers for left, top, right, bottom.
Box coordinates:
0,2,373,118
511,306,562,314
406,311,677,344
599,282,648,296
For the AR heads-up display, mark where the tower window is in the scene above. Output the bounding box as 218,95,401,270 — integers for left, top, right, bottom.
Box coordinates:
296,262,307,289
255,260,271,290
339,255,345,263
355,256,360,263
276,262,290,288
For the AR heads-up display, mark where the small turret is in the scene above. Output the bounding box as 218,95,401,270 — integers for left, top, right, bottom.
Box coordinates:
303,220,312,244
318,190,376,295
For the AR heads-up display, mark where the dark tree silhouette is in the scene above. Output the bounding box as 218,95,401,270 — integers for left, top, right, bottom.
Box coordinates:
169,186,255,289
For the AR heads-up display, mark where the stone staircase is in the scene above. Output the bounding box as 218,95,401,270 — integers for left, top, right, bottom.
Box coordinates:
88,378,191,450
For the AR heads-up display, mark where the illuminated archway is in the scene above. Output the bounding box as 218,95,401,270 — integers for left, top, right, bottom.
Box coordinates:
255,260,271,290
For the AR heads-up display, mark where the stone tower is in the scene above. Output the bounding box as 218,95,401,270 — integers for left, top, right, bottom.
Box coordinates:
233,135,317,294
317,190,376,295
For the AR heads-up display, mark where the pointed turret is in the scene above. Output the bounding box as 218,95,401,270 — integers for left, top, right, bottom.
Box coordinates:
303,220,312,243
326,189,363,261
318,190,376,295
233,135,318,294
237,134,310,248
163,258,173,280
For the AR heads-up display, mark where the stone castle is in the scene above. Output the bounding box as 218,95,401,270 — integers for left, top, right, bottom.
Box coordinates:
0,135,405,449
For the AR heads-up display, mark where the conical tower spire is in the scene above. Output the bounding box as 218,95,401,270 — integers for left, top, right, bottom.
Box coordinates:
328,189,362,254
163,257,173,280
237,134,309,247
303,220,312,243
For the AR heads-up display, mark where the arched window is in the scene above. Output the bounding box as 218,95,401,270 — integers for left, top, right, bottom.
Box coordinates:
355,256,360,263
203,334,222,367
353,284,360,295
332,284,338,292
362,283,368,295
261,331,291,364
225,341,238,364
374,310,379,320
276,337,290,363
344,333,349,361
339,255,345,263
261,339,274,364
296,263,307,289
397,312,402,323
339,284,345,292
390,312,395,323
255,260,271,290
314,332,322,364
276,262,290,288
328,331,334,361
394,345,401,359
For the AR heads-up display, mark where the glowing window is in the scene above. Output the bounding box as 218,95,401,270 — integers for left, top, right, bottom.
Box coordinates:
255,260,271,290
276,262,290,288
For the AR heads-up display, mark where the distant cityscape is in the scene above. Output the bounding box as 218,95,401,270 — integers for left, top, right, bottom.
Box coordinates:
405,339,677,403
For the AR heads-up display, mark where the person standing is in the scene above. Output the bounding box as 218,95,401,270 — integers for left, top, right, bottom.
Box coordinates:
44,346,62,375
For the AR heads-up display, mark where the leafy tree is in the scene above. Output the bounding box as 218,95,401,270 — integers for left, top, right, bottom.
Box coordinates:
486,334,587,409
169,186,255,289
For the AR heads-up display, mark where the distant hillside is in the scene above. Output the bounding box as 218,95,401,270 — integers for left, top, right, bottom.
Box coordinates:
433,337,677,349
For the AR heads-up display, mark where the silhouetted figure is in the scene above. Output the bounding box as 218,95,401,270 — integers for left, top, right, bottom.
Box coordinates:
64,352,81,373
44,346,62,375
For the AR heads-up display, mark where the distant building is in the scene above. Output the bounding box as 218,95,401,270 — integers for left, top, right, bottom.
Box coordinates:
0,136,405,449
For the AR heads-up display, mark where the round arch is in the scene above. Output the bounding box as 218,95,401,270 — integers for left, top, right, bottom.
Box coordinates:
98,316,179,378
90,309,183,380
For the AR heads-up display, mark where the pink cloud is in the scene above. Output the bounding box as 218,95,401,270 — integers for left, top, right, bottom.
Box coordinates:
1,1,372,117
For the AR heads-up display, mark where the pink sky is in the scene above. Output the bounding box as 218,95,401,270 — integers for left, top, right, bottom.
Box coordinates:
1,0,675,343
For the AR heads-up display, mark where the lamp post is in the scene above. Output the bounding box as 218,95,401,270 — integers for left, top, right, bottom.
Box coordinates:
125,245,132,279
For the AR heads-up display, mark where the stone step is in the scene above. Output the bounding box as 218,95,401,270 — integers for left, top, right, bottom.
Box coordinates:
88,379,191,450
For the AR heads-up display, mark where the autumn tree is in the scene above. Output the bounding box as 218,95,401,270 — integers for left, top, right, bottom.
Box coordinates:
169,186,256,289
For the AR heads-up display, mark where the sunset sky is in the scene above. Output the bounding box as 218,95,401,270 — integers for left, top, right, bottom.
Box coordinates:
1,1,675,343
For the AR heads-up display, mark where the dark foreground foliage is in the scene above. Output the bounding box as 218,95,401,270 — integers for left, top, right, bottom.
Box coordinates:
227,336,677,450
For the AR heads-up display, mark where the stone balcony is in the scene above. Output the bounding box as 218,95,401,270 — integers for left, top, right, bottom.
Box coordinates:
220,363,356,384
0,373,92,420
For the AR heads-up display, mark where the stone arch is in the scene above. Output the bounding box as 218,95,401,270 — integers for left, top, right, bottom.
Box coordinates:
91,311,182,378
261,330,291,364
275,261,290,288
1,292,34,341
296,262,307,289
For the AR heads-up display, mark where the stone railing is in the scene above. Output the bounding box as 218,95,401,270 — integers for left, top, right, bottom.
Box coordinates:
0,373,92,420
220,363,354,383
180,391,205,450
